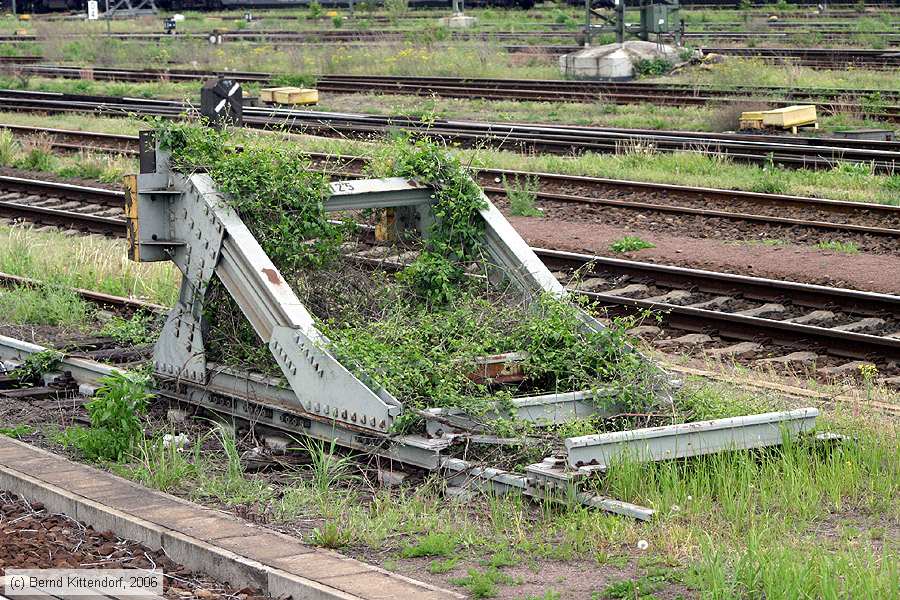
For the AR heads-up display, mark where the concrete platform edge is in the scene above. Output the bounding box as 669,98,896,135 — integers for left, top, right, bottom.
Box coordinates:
0,437,462,600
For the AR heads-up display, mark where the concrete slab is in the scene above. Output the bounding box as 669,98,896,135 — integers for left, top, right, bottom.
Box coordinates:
173,515,260,543
216,533,311,562
271,551,374,579
320,570,456,600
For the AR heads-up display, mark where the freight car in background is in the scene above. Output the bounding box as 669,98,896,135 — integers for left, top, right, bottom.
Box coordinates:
567,0,900,6
1,0,534,13
4,0,899,14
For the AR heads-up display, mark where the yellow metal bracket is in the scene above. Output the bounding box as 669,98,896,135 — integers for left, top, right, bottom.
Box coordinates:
123,174,140,262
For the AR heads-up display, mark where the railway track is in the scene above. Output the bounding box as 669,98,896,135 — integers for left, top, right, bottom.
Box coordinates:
0,172,898,373
699,46,900,68
8,65,900,121
1,90,899,171
5,27,900,68
4,27,900,46
5,124,900,253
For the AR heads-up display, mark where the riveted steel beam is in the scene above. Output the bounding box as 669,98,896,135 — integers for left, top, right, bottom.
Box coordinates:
565,408,820,471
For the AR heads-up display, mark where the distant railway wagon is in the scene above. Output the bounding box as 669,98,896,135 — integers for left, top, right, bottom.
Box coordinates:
0,0,534,13
4,0,900,15
569,0,900,7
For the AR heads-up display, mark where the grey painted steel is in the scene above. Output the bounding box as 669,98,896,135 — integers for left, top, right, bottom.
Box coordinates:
325,177,434,210
142,173,223,385
134,143,667,436
0,335,120,384
524,457,655,520
479,194,566,299
159,172,401,433
425,389,624,435
565,408,820,470
159,365,449,469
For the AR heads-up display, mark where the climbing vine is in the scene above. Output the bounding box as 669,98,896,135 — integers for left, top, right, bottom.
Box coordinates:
369,134,488,304
153,125,657,437
158,123,348,270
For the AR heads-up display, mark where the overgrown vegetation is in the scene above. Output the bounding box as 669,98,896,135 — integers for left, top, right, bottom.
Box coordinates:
0,283,91,327
634,58,673,78
59,372,153,462
98,313,158,345
503,174,542,217
9,349,62,386
155,125,657,436
0,223,179,306
609,236,655,253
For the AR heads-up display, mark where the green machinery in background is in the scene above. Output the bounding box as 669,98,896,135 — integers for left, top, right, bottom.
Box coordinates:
583,0,683,45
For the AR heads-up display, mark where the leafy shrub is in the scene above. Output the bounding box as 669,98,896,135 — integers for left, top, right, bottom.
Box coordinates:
10,349,62,386
307,0,322,18
503,175,542,217
609,236,655,253
99,312,157,345
634,58,673,77
370,135,487,305
62,372,153,462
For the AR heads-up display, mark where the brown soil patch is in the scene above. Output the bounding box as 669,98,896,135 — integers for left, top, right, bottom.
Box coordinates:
509,215,900,295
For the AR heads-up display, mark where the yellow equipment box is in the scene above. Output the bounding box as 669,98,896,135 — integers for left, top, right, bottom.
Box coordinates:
762,105,818,130
739,110,765,130
259,86,319,105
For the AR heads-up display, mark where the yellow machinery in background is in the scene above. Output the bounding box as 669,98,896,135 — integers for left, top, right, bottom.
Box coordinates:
259,87,319,106
740,105,818,134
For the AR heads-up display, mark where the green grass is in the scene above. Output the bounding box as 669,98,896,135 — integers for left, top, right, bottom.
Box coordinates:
0,224,179,306
450,567,515,598
601,575,664,599
609,236,656,253
114,433,200,492
664,57,900,92
86,375,897,598
817,240,860,254
278,131,900,206
5,72,894,134
401,533,458,558
503,174,542,217
0,425,34,439
428,557,461,574
0,283,91,326
0,127,133,183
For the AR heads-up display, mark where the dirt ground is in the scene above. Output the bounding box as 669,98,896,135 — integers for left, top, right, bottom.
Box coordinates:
509,215,900,295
